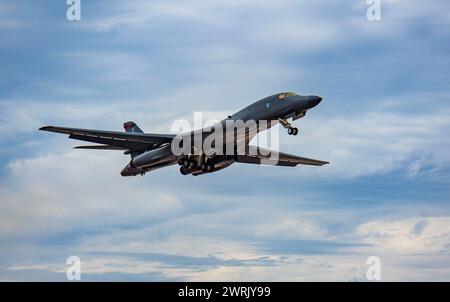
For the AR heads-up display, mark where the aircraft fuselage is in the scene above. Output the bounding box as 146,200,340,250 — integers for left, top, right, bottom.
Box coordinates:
121,92,323,176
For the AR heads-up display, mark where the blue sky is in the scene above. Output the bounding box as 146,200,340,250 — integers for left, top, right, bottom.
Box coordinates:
0,0,450,281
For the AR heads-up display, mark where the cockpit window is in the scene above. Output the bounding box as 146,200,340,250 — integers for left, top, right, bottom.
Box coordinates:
278,92,297,100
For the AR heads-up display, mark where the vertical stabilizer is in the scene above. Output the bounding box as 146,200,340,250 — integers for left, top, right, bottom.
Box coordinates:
123,121,144,133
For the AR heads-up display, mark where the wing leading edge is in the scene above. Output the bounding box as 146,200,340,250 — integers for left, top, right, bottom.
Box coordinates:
39,126,175,152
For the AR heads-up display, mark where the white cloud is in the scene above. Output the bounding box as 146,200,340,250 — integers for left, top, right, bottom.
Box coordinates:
7,213,450,281
81,0,450,56
1,145,448,280
83,0,291,32
281,98,450,179
1,92,448,280
356,217,450,255
0,150,182,236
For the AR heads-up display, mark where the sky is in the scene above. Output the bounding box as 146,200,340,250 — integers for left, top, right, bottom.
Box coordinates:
0,0,450,281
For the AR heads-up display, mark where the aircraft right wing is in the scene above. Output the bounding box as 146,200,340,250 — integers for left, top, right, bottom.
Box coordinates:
39,126,175,152
235,145,329,167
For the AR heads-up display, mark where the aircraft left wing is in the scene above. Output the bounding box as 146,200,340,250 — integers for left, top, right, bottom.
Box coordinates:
39,126,175,152
236,146,329,167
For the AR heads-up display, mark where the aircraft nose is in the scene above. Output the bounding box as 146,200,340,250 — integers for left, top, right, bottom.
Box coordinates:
308,95,322,108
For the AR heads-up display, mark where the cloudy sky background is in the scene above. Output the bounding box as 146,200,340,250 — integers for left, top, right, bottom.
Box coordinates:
0,0,450,281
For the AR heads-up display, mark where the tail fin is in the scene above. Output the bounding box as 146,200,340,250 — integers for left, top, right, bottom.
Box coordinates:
123,121,144,159
123,121,143,133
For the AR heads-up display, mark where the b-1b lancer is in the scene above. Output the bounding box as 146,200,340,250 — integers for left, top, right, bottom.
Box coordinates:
39,92,329,176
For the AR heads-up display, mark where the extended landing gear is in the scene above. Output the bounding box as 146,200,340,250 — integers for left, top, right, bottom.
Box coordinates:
188,160,197,169
178,157,215,175
287,127,298,136
279,118,299,136
180,166,189,175
178,158,198,169
202,161,215,172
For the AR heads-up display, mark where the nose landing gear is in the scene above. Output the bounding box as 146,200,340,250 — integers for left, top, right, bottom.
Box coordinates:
287,127,299,136
279,118,299,136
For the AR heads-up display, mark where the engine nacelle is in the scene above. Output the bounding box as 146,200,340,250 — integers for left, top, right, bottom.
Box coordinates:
132,144,176,169
120,164,143,177
121,144,178,176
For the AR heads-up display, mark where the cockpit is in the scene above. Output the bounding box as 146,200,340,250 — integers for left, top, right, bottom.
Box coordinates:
277,92,298,100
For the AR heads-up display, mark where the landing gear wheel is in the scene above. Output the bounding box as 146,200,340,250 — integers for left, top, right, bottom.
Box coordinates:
287,127,294,135
201,160,214,172
181,160,190,168
188,160,197,169
292,127,299,135
180,167,189,175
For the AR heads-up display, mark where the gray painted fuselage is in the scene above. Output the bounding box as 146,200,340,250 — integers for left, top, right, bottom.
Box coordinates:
39,92,326,177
